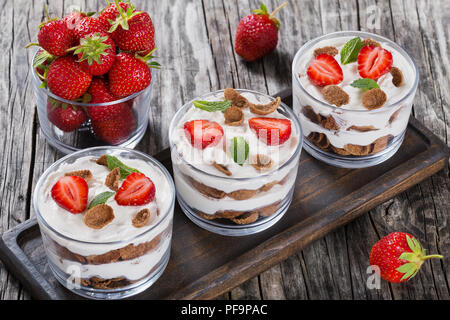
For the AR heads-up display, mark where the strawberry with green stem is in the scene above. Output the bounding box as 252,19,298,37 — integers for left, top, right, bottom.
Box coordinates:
34,49,55,81
73,16,105,40
234,2,288,62
108,50,160,97
108,0,155,55
27,5,76,57
369,232,443,283
69,32,116,76
97,0,131,32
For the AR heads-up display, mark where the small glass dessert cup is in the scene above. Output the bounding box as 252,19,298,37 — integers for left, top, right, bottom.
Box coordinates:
31,50,153,155
169,89,303,236
292,31,419,168
33,147,175,299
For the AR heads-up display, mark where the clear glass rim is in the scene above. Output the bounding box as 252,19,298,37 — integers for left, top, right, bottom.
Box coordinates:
168,89,303,182
31,49,152,107
33,146,176,246
292,30,420,114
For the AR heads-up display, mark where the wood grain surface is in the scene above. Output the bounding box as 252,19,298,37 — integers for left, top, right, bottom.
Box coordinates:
0,0,448,300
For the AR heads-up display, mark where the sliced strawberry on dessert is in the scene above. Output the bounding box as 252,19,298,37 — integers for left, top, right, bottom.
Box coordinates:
46,55,92,100
370,232,443,283
115,172,156,206
184,120,224,150
71,32,116,76
87,78,129,122
307,54,344,87
249,117,292,146
51,176,89,214
91,106,136,145
47,98,87,132
108,51,159,97
358,46,393,80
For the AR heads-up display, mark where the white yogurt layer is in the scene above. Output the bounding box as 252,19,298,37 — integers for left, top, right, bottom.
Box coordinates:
37,156,173,256
296,36,415,110
293,36,416,148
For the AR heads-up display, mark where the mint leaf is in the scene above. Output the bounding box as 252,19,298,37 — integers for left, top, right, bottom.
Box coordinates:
230,137,249,166
88,191,115,209
106,155,140,179
193,100,232,112
340,37,363,65
351,78,380,91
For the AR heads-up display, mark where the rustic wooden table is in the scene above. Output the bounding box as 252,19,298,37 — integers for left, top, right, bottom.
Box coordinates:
0,0,448,300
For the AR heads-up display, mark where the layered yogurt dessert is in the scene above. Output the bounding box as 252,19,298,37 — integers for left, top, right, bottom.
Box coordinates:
34,147,175,299
169,89,302,236
292,31,418,168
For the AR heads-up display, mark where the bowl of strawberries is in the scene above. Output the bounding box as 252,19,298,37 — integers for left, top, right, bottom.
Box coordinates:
29,1,159,154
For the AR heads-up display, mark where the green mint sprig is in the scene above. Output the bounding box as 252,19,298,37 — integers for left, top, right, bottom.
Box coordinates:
193,100,232,112
88,191,115,210
230,137,249,166
340,37,363,65
106,155,140,179
351,78,380,91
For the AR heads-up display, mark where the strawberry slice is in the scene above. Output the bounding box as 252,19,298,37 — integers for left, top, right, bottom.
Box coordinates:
358,46,393,80
115,172,155,206
249,117,292,146
307,54,343,86
184,120,224,149
51,176,89,214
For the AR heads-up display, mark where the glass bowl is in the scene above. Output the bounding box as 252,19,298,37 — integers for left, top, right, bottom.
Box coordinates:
169,89,303,236
31,50,153,155
292,31,419,168
33,147,175,299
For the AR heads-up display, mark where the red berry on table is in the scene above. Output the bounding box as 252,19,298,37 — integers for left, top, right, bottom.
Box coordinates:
47,55,92,100
72,32,116,76
249,117,292,146
87,78,129,122
307,54,344,86
108,51,158,97
369,232,443,283
73,16,105,40
115,172,156,206
37,19,76,56
97,1,131,33
63,11,87,32
184,120,224,150
91,105,136,145
358,46,393,80
51,176,89,214
234,2,288,62
47,98,87,132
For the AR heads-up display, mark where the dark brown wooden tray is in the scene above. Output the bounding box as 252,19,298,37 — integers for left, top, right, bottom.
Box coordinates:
1,90,449,300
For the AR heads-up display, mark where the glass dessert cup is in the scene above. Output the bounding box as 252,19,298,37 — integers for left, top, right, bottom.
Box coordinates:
169,89,303,237
33,147,175,300
31,50,153,155
292,31,419,168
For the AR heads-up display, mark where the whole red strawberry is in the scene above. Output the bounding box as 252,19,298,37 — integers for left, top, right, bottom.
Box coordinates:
91,105,136,145
109,2,155,55
108,51,159,97
72,32,116,76
369,232,443,283
63,11,87,33
36,19,76,56
87,78,129,122
47,98,87,132
235,3,287,62
47,55,92,100
73,16,105,40
97,1,131,32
